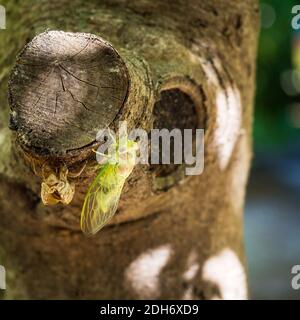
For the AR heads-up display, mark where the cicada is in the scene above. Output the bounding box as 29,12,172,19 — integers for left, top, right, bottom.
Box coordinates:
80,134,138,235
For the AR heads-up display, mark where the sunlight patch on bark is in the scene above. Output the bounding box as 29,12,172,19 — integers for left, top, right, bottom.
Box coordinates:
199,57,219,86
202,248,247,300
214,87,242,170
230,132,250,214
183,250,199,281
181,250,200,300
125,244,172,299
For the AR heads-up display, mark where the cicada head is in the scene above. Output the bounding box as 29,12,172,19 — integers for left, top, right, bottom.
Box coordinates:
117,139,139,177
40,164,75,205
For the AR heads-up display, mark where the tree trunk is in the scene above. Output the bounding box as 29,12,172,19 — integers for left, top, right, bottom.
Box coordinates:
0,0,259,299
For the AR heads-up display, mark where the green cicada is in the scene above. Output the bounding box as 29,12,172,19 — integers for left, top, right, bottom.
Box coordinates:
81,133,138,235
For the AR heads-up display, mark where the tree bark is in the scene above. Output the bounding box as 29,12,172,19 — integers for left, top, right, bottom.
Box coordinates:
0,0,259,299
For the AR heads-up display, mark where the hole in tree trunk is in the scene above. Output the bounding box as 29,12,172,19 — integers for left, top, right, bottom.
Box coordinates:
150,87,206,190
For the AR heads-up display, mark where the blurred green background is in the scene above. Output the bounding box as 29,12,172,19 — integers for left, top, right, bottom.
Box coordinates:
245,0,300,299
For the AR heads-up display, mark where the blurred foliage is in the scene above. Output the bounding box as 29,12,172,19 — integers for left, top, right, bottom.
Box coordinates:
255,0,300,152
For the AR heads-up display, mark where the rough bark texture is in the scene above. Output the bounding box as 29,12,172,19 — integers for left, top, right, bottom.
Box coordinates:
0,0,259,299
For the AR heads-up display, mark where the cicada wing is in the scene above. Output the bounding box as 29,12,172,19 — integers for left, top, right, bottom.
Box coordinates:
80,165,126,235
